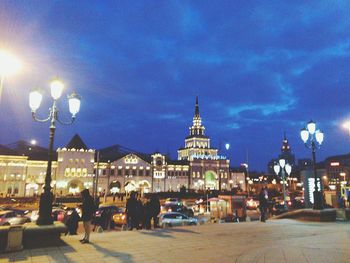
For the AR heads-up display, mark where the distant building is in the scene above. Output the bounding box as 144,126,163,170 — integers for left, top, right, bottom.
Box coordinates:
324,153,350,191
267,133,296,174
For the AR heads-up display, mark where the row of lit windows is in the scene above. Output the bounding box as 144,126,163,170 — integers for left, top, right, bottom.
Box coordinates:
192,172,228,179
68,159,86,165
65,168,88,177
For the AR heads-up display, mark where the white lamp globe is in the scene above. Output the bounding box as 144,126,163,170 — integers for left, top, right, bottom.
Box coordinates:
307,120,316,134
68,92,81,116
273,164,281,175
50,79,64,100
279,159,286,168
29,90,43,112
285,163,292,176
300,128,309,143
315,130,324,145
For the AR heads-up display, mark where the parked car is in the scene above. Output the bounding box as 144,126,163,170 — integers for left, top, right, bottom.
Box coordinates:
30,208,66,223
0,210,30,226
112,207,127,229
272,203,288,215
161,204,194,217
93,204,120,229
291,197,305,209
246,198,259,210
164,198,182,205
159,212,198,227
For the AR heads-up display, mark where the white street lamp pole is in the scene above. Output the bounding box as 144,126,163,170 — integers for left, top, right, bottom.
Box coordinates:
300,120,324,210
274,159,292,210
29,78,81,225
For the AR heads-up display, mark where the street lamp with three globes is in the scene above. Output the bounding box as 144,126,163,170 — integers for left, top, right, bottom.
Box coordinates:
29,78,81,225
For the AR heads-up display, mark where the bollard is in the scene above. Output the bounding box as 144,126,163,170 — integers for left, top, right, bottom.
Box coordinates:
6,226,23,252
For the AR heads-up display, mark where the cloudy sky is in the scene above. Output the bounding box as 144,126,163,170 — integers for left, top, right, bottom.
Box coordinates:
0,1,350,171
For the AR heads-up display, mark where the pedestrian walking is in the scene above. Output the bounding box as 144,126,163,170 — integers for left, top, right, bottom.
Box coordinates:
259,187,268,223
80,189,95,243
126,191,138,230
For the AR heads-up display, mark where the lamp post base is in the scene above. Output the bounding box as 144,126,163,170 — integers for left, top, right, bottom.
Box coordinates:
313,191,324,210
36,191,54,225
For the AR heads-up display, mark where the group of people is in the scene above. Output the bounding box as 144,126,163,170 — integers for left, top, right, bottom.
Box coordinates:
126,191,160,230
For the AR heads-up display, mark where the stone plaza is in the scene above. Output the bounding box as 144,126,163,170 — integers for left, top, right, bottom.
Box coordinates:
1,219,349,263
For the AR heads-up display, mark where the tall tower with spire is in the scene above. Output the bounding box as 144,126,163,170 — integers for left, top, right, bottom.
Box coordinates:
178,97,218,161
278,132,295,166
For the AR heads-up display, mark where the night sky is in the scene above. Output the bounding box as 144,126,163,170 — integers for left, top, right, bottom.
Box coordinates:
0,1,350,171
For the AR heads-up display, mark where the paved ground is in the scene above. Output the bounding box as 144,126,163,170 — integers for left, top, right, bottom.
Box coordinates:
1,219,350,263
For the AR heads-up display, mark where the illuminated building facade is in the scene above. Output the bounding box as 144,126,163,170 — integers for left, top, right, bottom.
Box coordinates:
0,97,234,196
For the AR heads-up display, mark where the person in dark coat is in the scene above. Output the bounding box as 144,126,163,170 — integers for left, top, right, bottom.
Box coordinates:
150,194,161,228
143,197,152,230
65,208,80,235
80,189,95,243
126,191,138,230
259,187,268,222
135,195,144,230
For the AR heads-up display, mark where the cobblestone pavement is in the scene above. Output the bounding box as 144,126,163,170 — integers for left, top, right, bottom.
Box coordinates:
1,219,350,263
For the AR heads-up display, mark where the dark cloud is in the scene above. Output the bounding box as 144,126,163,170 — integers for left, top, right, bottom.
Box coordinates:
0,1,349,170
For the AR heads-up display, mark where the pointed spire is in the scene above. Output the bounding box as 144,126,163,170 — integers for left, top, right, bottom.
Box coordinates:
284,131,287,141
195,96,200,117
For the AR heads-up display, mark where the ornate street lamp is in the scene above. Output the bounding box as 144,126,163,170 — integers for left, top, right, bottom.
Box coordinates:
274,159,292,210
29,78,81,225
300,120,324,210
0,49,21,101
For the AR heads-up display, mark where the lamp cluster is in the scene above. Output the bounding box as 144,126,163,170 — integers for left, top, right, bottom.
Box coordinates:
29,78,81,117
300,120,324,146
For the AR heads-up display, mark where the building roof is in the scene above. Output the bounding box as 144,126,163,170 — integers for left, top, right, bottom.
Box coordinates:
166,159,190,165
66,134,88,150
0,144,19,155
97,144,152,163
5,140,57,161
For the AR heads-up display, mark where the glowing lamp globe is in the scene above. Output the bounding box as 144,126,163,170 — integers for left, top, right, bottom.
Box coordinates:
279,159,286,168
50,79,64,100
68,92,81,116
315,130,324,145
29,90,43,112
285,163,292,175
307,120,316,134
300,128,309,143
225,143,230,150
273,164,281,175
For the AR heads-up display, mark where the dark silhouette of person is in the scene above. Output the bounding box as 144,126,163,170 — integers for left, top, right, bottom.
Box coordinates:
259,187,268,223
135,195,144,230
143,197,152,230
126,191,138,230
150,194,161,228
80,189,95,243
65,208,80,235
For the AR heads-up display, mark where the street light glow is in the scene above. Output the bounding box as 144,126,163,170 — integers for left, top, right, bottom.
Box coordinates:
50,78,64,100
0,49,22,77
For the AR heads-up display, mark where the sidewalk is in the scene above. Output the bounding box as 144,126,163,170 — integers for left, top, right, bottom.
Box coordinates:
1,219,350,263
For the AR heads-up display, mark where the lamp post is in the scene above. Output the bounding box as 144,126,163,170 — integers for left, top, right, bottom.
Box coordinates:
274,159,292,210
0,49,21,101
300,120,324,210
29,78,81,225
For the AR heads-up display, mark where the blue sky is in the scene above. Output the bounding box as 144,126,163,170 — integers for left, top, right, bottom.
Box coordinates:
0,1,350,171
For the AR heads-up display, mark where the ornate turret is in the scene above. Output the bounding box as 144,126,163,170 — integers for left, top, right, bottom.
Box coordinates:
178,97,218,160
190,96,206,137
